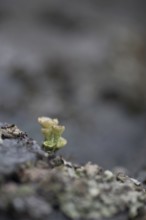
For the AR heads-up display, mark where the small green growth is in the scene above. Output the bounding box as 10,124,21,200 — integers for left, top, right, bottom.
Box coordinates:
38,117,67,153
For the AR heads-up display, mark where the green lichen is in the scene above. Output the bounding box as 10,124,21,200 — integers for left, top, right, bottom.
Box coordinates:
38,117,67,153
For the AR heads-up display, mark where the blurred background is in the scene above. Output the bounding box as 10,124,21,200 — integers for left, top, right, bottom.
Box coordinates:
0,0,146,173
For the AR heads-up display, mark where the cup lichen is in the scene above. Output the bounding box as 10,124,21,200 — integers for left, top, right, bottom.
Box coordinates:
38,117,67,153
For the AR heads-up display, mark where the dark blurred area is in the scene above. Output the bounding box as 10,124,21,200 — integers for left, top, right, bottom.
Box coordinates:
1,0,146,172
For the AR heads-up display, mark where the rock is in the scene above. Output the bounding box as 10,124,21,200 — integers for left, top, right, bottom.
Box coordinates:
0,123,47,176
0,122,146,220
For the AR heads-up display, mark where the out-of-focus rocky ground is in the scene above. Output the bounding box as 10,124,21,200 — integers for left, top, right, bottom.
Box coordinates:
1,123,146,220
0,0,146,173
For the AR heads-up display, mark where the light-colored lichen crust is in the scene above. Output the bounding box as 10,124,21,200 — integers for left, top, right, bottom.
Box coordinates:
40,162,146,219
1,122,146,220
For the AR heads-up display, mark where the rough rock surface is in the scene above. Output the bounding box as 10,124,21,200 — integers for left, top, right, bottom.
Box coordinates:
0,122,146,220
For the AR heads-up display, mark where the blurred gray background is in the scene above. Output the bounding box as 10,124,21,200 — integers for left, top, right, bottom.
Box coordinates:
1,0,146,173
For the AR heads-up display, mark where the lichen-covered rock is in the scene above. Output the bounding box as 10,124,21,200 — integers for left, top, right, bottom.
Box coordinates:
0,122,146,220
39,162,146,219
0,123,47,176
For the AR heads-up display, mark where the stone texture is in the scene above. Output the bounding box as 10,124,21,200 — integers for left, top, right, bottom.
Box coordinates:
0,122,146,220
